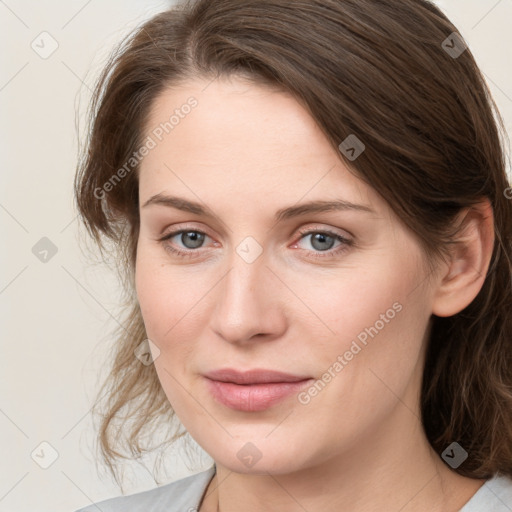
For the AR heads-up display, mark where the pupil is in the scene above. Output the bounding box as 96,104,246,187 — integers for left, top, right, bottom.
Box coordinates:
312,233,334,251
182,231,204,249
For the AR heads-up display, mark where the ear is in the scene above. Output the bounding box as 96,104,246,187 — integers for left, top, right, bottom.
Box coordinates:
431,199,495,317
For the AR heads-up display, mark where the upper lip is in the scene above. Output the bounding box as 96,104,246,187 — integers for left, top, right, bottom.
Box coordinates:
204,368,312,385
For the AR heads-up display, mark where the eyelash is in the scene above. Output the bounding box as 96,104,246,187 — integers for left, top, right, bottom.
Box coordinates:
157,227,353,260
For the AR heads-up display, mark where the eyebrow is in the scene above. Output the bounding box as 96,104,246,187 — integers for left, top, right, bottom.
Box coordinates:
141,193,375,221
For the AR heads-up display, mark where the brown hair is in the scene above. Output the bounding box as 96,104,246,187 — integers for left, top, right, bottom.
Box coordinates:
74,0,512,484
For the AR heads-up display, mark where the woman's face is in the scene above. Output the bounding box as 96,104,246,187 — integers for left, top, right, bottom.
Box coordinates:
135,76,438,474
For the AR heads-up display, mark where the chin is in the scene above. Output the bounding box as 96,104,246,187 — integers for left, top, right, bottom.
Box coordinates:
196,430,317,475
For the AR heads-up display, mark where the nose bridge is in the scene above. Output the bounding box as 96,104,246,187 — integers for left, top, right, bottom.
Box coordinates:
211,246,284,343
223,233,270,304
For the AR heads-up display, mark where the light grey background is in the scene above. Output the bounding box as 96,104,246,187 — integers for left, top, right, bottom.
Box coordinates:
1,1,511,511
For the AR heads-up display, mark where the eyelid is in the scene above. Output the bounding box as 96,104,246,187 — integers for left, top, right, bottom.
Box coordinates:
159,222,215,240
157,227,216,260
158,223,352,243
290,226,354,258
294,224,353,241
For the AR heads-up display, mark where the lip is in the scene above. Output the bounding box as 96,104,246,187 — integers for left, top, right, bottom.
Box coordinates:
204,368,311,385
204,368,314,412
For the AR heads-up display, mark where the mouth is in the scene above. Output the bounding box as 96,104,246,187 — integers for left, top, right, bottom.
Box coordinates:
203,368,314,412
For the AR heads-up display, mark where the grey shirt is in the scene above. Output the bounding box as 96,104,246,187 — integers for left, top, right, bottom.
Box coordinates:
75,466,512,511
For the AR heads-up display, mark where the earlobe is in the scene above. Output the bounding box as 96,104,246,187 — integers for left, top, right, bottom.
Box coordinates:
431,199,495,318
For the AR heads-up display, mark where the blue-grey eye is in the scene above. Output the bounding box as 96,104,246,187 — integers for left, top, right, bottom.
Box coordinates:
179,231,205,249
308,232,336,251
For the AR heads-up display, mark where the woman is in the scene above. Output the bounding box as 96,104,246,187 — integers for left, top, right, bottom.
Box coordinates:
73,0,512,510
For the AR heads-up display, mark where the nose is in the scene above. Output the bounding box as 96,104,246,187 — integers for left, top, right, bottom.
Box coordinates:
209,253,287,345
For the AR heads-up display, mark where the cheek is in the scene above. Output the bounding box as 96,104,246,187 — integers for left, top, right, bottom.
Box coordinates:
135,244,215,349
291,256,431,445
297,247,430,376
135,250,167,339
301,262,411,336
134,248,206,406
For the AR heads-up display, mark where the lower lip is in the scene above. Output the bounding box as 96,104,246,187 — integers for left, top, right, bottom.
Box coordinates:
205,378,313,412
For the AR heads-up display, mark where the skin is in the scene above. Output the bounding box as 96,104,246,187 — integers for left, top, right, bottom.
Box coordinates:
135,76,493,511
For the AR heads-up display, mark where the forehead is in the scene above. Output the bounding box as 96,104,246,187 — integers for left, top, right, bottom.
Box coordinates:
138,77,381,214
143,76,329,155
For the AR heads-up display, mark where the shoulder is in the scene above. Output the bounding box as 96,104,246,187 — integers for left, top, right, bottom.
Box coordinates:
461,473,512,511
74,466,215,512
